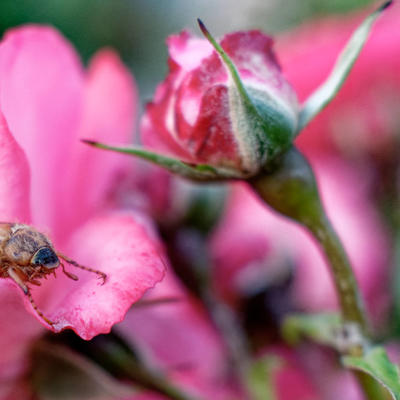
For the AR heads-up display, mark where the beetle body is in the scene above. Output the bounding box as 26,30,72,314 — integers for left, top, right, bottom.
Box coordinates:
0,222,106,325
0,223,59,276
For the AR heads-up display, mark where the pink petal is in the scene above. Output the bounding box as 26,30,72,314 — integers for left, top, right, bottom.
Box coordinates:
0,112,30,222
0,280,43,388
23,212,165,340
60,49,137,238
168,31,213,72
176,84,241,166
0,25,84,235
0,110,37,391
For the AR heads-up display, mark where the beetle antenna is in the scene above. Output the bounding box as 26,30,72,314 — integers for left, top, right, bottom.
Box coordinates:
27,289,54,326
57,253,106,284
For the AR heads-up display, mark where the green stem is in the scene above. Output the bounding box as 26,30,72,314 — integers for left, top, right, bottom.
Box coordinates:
306,214,367,333
250,147,368,337
249,147,386,400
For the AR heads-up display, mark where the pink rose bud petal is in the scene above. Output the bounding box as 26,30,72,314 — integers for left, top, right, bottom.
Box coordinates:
142,29,299,177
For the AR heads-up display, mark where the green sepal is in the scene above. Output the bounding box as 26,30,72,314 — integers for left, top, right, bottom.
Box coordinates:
298,1,392,132
343,346,400,400
282,312,341,348
82,140,242,181
198,20,296,171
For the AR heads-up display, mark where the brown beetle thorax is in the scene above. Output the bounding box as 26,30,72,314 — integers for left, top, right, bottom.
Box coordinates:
3,224,55,266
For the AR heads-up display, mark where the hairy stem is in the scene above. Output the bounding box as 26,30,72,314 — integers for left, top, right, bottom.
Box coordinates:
303,213,367,333
250,148,368,336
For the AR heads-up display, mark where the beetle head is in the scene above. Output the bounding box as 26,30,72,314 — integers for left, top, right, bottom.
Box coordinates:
31,247,59,269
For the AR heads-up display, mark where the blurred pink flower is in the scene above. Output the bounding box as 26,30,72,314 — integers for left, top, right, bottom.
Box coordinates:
120,272,324,400
141,30,298,177
276,2,400,158
119,269,237,400
0,25,165,395
210,157,389,319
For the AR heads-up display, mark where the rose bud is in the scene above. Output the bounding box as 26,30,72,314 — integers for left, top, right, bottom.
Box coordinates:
140,26,299,179
85,2,391,181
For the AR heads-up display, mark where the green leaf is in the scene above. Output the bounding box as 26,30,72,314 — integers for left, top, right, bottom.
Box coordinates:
298,1,393,131
282,312,341,347
246,355,282,400
82,140,241,180
343,346,400,400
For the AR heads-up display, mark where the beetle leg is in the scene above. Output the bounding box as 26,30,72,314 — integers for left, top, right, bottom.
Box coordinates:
7,267,28,294
57,253,107,284
29,269,40,280
60,262,78,281
26,290,54,326
7,267,54,326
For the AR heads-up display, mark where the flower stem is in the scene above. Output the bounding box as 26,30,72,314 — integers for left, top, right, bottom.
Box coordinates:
250,147,368,337
305,213,367,333
250,147,386,399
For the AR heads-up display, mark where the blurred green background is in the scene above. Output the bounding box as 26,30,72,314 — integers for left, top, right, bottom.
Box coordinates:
0,0,375,101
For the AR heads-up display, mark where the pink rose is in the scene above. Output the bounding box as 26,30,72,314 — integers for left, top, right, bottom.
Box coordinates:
0,25,165,395
86,4,387,183
141,30,299,178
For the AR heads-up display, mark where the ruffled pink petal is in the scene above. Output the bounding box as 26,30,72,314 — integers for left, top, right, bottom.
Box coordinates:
0,112,30,222
221,31,297,109
0,25,84,235
168,31,213,72
23,212,165,340
141,31,215,162
60,49,137,240
176,84,241,167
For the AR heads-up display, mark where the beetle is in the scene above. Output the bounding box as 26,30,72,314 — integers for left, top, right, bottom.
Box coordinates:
0,222,106,325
